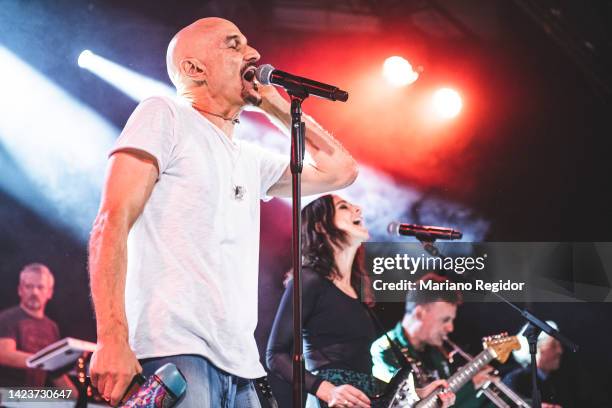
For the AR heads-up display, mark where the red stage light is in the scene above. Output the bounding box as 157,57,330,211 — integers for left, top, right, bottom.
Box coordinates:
432,88,462,118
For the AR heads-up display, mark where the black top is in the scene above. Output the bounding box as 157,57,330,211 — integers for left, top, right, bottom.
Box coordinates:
0,306,60,386
266,268,376,394
505,366,581,407
502,362,612,408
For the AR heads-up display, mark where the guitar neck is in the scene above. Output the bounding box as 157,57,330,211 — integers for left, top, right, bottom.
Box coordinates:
446,348,495,392
416,348,495,408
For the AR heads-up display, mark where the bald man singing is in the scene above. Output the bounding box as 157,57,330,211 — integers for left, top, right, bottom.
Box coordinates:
88,18,357,407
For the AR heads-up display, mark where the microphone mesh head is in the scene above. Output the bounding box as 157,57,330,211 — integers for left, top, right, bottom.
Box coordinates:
255,64,275,85
387,222,400,236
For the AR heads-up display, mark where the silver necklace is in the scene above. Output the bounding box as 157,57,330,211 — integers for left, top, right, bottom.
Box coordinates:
201,110,246,201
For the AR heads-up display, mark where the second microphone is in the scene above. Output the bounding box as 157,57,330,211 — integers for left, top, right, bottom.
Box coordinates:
388,222,463,241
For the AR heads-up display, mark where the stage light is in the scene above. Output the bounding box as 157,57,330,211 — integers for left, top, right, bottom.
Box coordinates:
0,46,117,240
432,88,462,118
77,49,174,101
77,50,94,68
382,56,419,87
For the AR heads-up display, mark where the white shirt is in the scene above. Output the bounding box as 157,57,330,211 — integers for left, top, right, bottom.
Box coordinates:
111,96,288,378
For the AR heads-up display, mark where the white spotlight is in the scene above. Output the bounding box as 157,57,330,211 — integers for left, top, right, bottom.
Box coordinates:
76,50,174,101
0,46,118,240
382,56,419,87
432,88,462,118
77,50,94,68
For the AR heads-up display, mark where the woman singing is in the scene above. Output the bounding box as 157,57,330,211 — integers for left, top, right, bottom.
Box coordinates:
266,194,454,408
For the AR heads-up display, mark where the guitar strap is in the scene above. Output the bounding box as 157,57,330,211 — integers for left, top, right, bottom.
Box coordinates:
364,306,411,370
254,376,278,408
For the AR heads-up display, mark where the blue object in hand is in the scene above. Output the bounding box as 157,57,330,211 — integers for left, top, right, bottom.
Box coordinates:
120,363,187,408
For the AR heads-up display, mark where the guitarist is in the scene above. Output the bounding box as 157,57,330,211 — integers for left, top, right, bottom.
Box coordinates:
371,273,495,408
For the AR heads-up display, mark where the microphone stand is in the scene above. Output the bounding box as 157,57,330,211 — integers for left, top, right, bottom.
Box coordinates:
416,236,579,408
288,89,308,408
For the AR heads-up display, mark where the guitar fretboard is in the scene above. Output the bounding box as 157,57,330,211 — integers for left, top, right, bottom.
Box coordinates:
416,348,495,408
447,348,494,391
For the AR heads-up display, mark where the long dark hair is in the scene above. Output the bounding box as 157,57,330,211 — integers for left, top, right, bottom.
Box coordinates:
301,194,372,304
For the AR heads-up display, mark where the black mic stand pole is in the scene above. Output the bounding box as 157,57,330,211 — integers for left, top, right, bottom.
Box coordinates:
415,236,579,408
523,323,542,408
289,89,308,408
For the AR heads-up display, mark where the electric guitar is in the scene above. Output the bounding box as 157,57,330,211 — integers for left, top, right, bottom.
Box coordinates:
372,333,521,408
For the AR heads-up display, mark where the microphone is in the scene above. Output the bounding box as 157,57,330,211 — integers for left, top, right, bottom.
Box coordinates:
255,64,349,102
387,222,463,241
120,363,187,407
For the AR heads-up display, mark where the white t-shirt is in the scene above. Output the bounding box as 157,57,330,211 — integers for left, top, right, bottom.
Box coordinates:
110,96,288,378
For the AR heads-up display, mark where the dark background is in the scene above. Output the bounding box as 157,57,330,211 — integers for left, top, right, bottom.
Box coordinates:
1,0,611,405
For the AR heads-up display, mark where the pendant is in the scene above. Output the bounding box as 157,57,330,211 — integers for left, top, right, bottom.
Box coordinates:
233,185,246,201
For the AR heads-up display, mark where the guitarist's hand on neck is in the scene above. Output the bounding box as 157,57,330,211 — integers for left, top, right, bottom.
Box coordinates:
471,365,497,389
416,379,455,408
